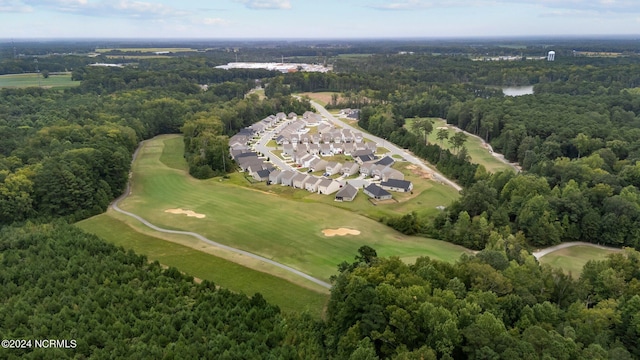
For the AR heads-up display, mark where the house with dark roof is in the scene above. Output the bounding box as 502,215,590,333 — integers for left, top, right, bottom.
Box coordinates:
363,184,392,200
253,169,271,182
354,153,376,164
375,156,395,167
380,179,413,193
335,184,358,202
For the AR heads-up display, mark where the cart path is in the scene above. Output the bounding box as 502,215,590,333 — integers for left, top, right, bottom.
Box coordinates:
533,241,622,259
111,139,332,290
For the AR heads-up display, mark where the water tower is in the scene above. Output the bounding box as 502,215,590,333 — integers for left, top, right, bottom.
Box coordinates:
547,51,555,61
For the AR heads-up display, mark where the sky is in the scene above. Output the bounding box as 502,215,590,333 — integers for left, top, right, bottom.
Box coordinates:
1,0,639,39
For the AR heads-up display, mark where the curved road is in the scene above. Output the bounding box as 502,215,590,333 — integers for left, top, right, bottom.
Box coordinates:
532,241,622,259
310,101,463,192
111,141,332,290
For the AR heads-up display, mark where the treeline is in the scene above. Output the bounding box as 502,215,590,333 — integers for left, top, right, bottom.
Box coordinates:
0,60,309,225
279,53,640,251
3,223,639,359
0,223,314,359
182,95,311,178
325,245,640,359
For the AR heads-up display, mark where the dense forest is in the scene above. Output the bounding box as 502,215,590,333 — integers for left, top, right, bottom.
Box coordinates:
2,40,640,358
2,225,639,358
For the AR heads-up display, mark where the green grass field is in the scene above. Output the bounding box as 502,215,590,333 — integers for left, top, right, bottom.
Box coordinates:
118,135,470,283
0,73,80,89
76,213,328,316
538,246,620,278
406,118,515,173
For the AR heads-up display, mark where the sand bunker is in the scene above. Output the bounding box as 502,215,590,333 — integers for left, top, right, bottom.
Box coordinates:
165,208,206,219
322,228,361,237
436,126,448,130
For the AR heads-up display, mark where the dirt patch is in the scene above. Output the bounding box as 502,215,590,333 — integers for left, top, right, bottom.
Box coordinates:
405,164,432,180
322,228,361,237
299,92,340,105
165,208,206,219
436,126,448,130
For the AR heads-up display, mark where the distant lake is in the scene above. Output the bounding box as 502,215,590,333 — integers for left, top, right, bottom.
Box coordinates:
502,85,534,96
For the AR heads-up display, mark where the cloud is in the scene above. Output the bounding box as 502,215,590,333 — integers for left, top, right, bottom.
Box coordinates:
21,0,191,18
237,0,292,10
200,17,230,26
367,0,640,13
0,0,32,12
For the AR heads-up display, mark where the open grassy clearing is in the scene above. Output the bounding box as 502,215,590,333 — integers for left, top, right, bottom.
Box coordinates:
76,213,328,316
298,92,340,107
538,246,620,278
405,118,513,173
0,72,79,89
119,135,470,282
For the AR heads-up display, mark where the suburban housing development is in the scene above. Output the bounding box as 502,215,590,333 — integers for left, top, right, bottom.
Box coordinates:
228,111,413,202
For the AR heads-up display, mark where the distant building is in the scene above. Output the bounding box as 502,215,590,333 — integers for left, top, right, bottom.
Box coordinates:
547,51,555,61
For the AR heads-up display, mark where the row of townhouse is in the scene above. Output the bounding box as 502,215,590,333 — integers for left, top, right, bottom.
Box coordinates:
269,170,342,195
248,112,292,135
282,141,377,159
276,126,365,146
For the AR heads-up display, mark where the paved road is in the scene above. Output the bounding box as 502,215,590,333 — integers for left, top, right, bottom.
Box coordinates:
111,140,332,290
310,101,463,192
532,241,622,259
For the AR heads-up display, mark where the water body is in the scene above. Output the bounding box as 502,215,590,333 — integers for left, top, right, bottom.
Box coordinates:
502,85,534,96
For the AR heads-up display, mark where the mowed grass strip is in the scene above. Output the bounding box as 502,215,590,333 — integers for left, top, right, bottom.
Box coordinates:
0,73,80,89
538,245,620,278
119,135,470,281
76,213,328,316
405,118,514,173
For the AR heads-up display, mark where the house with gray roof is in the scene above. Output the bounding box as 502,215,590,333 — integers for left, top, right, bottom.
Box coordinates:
310,158,328,172
359,162,376,176
340,162,360,176
325,162,342,175
335,184,358,202
380,179,413,193
268,169,282,184
305,177,322,192
317,179,341,195
364,184,392,200
280,170,297,187
292,173,310,189
381,167,404,181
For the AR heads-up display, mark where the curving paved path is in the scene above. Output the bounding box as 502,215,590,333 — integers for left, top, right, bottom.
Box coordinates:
111,140,332,290
532,241,622,259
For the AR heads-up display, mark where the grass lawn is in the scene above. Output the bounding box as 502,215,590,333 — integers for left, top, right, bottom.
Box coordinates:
0,72,80,89
405,118,514,173
538,246,620,278
76,213,328,316
118,135,470,283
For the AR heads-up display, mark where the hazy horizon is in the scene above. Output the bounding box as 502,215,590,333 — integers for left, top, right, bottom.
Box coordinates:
1,1,639,40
